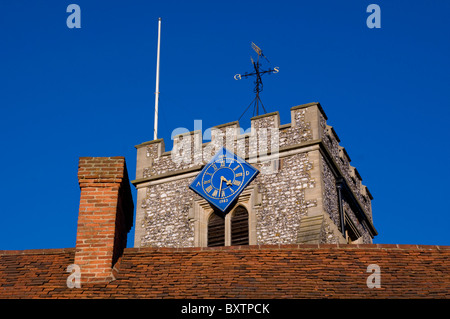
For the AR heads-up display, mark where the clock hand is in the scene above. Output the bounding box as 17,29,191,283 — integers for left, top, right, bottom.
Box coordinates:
219,176,224,197
221,175,233,186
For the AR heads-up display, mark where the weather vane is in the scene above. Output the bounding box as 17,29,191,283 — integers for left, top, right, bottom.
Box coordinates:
234,42,279,119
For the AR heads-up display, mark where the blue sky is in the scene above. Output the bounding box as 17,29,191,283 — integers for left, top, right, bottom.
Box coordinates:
1,1,449,250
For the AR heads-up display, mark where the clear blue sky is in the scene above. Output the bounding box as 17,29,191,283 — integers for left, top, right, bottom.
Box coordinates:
1,1,449,250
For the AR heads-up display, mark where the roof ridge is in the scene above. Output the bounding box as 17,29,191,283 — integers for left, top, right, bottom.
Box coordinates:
0,248,76,256
121,243,447,254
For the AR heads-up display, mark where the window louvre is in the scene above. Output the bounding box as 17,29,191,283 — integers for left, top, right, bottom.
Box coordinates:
231,206,249,246
208,211,225,247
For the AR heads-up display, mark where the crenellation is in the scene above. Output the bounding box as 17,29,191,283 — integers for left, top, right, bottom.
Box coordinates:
211,121,240,150
321,121,372,221
338,146,351,163
135,139,164,179
324,125,341,163
236,133,250,161
361,186,373,220
251,111,280,130
203,126,229,163
279,108,313,146
350,167,364,204
348,166,358,189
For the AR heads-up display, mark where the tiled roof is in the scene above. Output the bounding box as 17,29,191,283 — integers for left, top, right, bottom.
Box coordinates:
1,244,449,299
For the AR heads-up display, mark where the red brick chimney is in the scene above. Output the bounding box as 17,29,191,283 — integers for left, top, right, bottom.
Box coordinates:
75,157,134,283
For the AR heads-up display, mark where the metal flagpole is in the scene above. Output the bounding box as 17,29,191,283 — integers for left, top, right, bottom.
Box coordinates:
154,17,162,140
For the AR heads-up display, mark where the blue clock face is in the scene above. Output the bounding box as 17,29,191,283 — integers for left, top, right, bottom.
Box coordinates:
189,147,259,213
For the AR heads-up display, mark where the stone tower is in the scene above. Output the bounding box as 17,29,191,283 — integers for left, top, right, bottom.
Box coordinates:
131,102,377,248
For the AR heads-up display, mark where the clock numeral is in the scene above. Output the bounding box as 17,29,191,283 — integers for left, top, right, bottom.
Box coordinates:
235,173,242,177
233,165,240,171
221,191,225,197
205,172,212,176
212,190,218,197
205,185,213,193
203,180,211,184
211,163,218,171
196,181,201,187
233,180,241,186
220,160,225,167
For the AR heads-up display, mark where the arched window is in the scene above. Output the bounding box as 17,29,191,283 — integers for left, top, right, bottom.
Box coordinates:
231,206,249,246
191,185,259,247
207,211,225,247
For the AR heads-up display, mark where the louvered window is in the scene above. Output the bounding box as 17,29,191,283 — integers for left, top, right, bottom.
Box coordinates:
231,206,249,246
207,211,225,247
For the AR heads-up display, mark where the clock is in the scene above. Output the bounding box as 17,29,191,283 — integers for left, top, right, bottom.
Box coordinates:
189,147,259,213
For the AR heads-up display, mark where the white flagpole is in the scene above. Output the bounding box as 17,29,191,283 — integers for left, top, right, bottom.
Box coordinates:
154,17,162,140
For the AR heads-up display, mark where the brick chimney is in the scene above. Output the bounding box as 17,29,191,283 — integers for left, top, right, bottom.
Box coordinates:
75,157,134,283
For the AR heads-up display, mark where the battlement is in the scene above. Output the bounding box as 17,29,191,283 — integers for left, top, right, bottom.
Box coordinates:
136,103,320,157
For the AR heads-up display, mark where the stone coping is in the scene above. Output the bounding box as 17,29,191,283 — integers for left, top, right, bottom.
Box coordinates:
124,243,449,253
1,244,448,256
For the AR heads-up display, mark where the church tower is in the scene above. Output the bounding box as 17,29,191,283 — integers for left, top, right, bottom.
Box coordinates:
132,102,377,248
